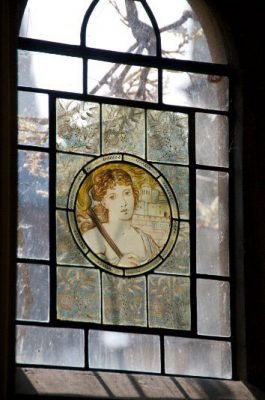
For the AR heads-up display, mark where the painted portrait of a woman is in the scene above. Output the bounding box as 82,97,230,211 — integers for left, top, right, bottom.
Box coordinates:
77,165,161,268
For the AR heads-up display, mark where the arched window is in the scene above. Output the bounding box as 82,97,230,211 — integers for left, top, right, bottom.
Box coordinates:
16,0,233,391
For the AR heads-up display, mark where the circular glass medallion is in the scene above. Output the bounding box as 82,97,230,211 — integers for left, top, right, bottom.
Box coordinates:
68,154,179,276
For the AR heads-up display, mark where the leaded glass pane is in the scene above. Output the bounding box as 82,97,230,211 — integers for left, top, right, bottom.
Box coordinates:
163,71,229,111
155,164,189,219
102,105,145,157
197,279,231,337
196,113,229,167
18,50,82,93
156,222,190,275
56,210,92,267
56,99,100,155
17,150,49,260
18,91,49,147
86,0,157,56
147,110,189,164
164,337,232,378
103,273,147,326
16,263,49,322
19,0,93,44
196,170,229,276
89,330,161,373
148,275,190,330
16,326,84,367
87,60,158,102
57,267,101,323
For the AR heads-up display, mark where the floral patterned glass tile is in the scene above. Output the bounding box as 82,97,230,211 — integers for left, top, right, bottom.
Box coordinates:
155,164,189,219
103,273,147,327
56,210,92,267
56,99,100,155
16,263,49,322
18,91,49,147
88,60,158,102
102,104,145,158
56,153,92,208
155,222,190,275
57,267,101,323
148,275,190,330
147,110,188,164
17,150,49,260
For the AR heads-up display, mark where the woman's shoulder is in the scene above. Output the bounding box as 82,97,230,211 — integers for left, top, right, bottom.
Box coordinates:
83,227,106,253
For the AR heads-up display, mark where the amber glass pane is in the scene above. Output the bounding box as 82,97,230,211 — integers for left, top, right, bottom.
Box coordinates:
86,0,156,56
196,170,229,276
16,326,84,367
18,50,82,93
148,275,190,330
20,0,93,44
196,113,229,167
197,279,231,337
102,104,145,158
165,337,232,378
147,110,188,164
103,274,147,327
56,99,100,155
87,60,158,102
17,150,49,260
18,91,48,147
57,267,101,323
89,330,161,373
163,71,229,111
16,263,49,322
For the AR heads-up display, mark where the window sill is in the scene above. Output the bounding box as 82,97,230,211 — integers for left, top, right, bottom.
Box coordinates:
15,367,264,399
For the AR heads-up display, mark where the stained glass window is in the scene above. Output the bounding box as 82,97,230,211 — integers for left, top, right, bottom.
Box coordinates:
16,0,232,383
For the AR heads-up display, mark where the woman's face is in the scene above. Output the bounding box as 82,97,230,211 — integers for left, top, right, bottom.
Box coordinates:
102,184,135,221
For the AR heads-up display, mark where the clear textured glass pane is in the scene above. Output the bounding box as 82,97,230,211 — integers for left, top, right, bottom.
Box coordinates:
57,267,101,323
16,263,49,322
163,71,229,111
165,337,232,378
103,274,147,326
155,164,189,219
87,60,158,102
147,110,188,164
18,91,49,147
56,210,91,267
19,0,93,44
17,150,49,260
86,0,156,56
148,275,190,330
147,0,227,64
197,279,231,337
102,104,145,158
196,170,229,276
56,153,91,208
89,330,160,373
56,99,100,155
16,326,84,367
156,222,190,275
18,50,82,93
196,113,229,167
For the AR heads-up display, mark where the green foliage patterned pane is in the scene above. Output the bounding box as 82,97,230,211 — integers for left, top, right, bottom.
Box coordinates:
56,153,91,208
56,210,91,267
103,273,147,326
102,105,145,157
148,275,190,330
57,267,101,323
156,223,190,275
155,164,189,219
56,99,100,155
147,110,188,164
